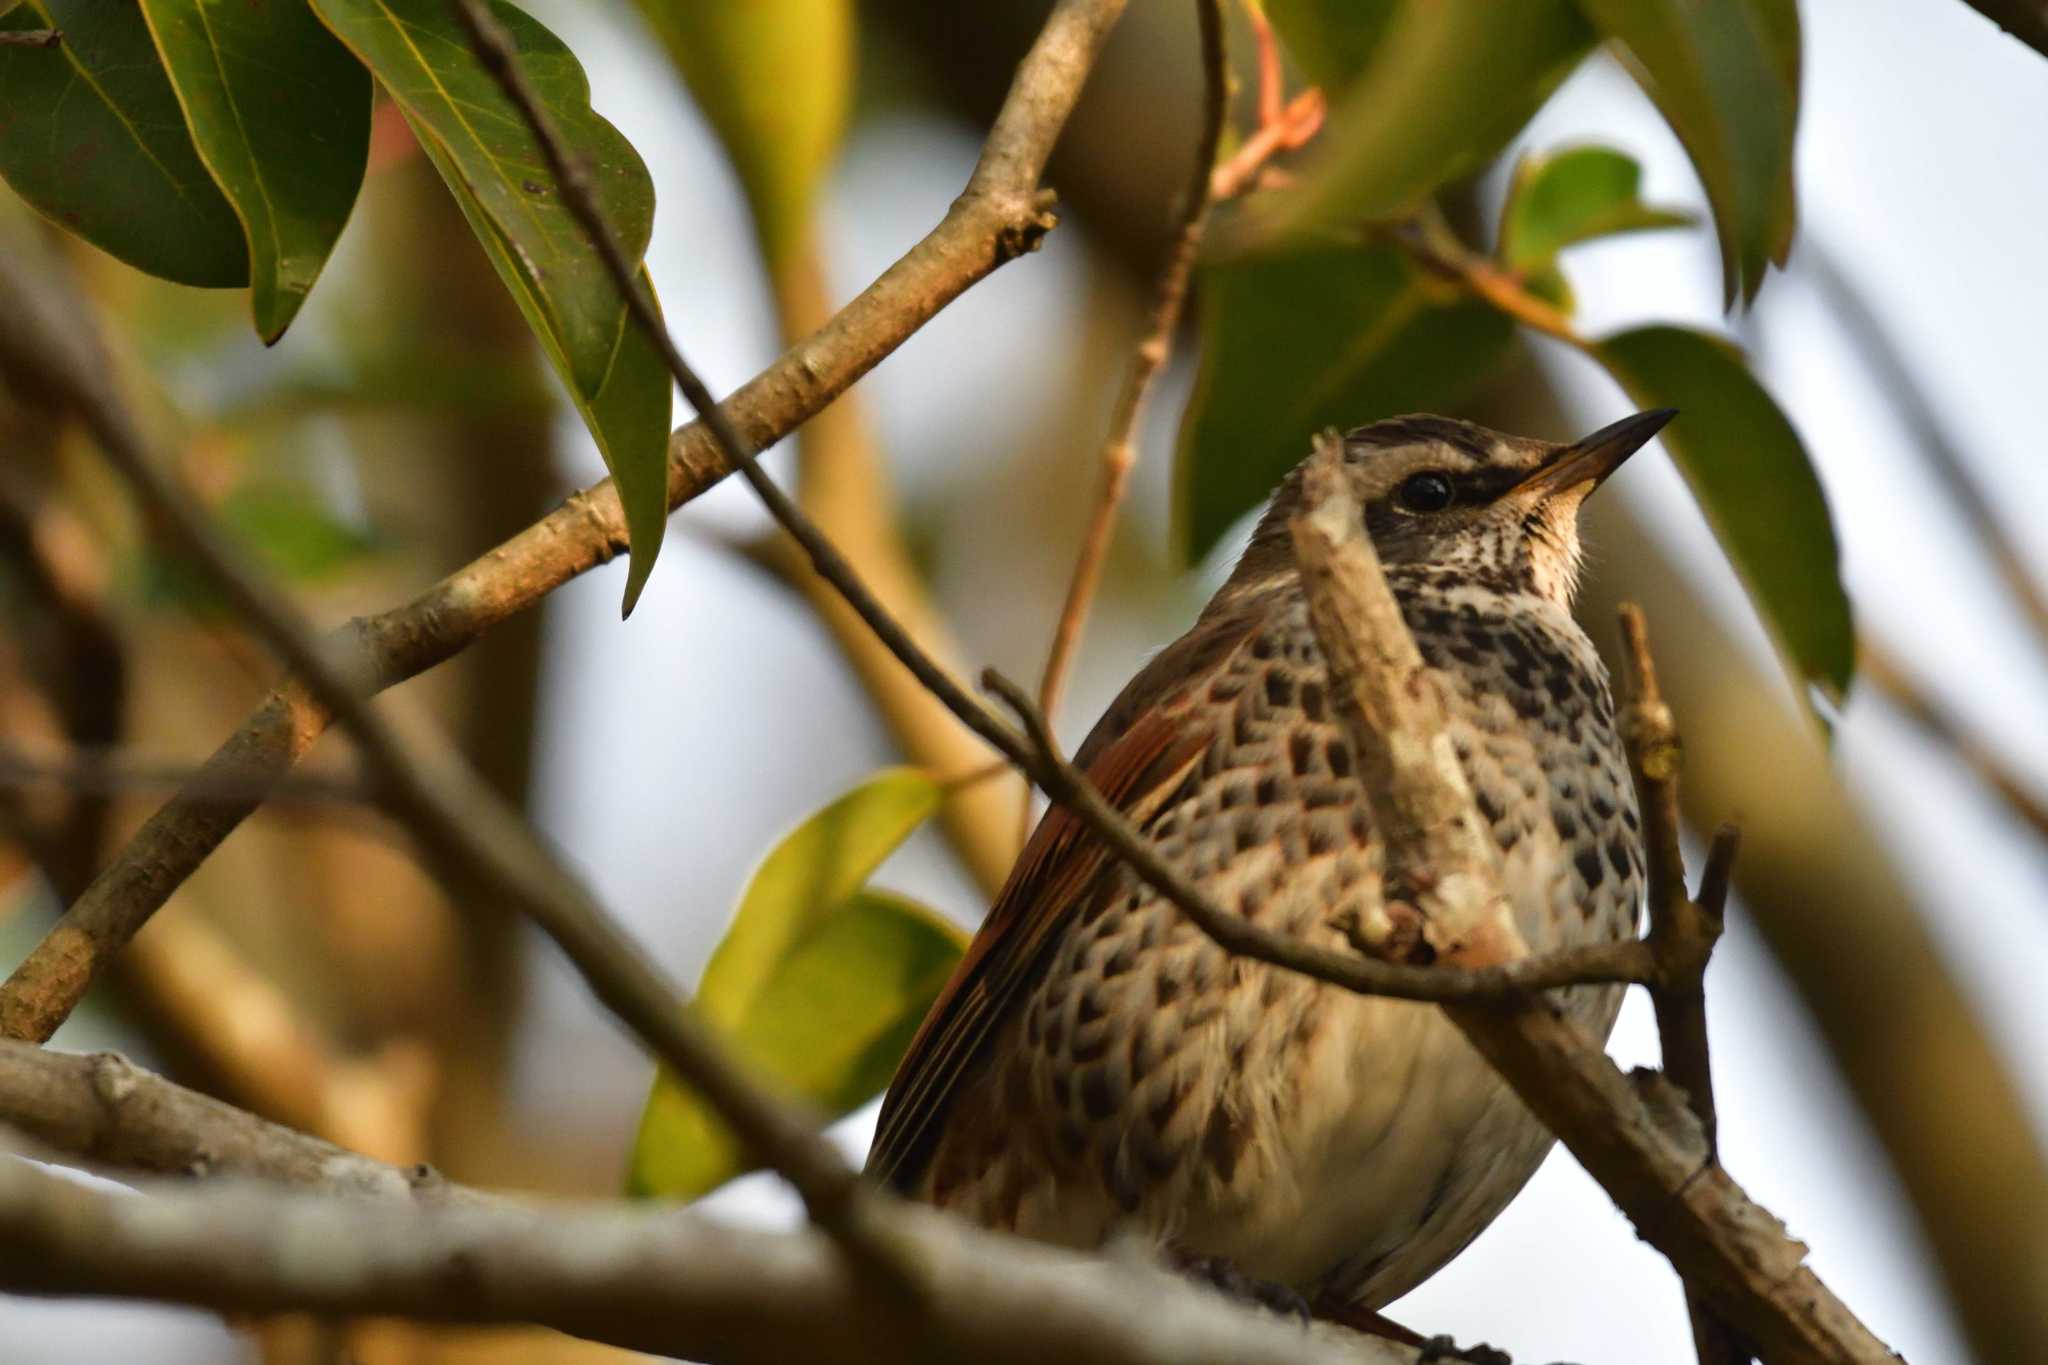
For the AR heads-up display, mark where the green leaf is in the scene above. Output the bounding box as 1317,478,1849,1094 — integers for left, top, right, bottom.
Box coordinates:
308,0,670,613
1230,0,1595,251
1593,325,1853,712
1176,244,1514,563
697,767,943,1031
1572,0,1799,307
631,0,851,271
630,891,962,1201
627,769,955,1199
137,0,371,343
0,0,247,286
1497,145,1694,275
1262,0,1398,89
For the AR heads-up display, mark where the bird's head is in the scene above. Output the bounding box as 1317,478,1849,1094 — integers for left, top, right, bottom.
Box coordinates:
1231,409,1675,609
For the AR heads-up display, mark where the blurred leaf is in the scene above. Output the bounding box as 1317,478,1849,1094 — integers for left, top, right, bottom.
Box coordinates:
1497,145,1693,274
627,769,955,1199
1176,244,1514,563
1593,325,1853,711
632,0,851,270
1262,0,1397,88
0,0,247,286
1573,0,1799,307
138,0,371,343
309,0,670,613
1231,1,1594,251
133,479,379,613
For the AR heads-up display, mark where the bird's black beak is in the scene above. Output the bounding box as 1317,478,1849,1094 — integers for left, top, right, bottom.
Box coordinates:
1518,408,1677,499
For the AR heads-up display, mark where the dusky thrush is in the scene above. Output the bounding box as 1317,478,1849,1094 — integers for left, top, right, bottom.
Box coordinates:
867,409,1672,1312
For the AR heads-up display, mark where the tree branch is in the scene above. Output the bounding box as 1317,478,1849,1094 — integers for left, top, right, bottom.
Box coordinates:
1283,434,1896,1365
1616,603,1752,1365
0,1088,1425,1365
0,1040,480,1206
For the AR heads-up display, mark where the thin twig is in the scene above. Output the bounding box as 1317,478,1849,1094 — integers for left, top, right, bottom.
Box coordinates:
1801,241,2048,648
1206,1,1325,201
0,29,60,47
1617,603,1752,1365
0,221,857,1233
1030,0,1231,844
1862,638,2048,844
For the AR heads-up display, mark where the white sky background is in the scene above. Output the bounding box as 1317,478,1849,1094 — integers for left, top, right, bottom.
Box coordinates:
8,0,2047,1360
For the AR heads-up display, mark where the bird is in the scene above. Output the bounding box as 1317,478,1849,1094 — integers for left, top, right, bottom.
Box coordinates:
865,409,1671,1316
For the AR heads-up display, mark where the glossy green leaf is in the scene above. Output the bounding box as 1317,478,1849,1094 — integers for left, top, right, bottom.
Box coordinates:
1262,0,1397,89
0,0,246,286
627,769,954,1199
1176,244,1514,563
1594,325,1853,712
1497,145,1694,274
138,0,371,343
1231,0,1594,251
1573,0,1799,307
632,0,850,270
308,0,670,612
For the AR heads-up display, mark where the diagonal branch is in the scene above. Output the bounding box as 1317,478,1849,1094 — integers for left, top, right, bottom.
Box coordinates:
0,0,1125,1051
1284,433,1895,1365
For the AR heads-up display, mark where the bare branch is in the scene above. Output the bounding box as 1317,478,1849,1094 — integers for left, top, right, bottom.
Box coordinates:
1616,604,1751,1365
1283,438,1896,1365
0,1146,1425,1365
1035,0,1230,749
1287,433,1527,965
0,1041,482,1206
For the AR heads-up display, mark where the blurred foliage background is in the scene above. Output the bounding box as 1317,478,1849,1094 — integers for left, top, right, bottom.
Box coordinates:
1,1,2045,1362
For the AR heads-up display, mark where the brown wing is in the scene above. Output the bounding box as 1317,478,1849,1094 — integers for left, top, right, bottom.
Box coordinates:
865,608,1259,1191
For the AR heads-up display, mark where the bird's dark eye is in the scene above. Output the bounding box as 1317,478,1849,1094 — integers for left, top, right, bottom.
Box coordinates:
1396,471,1455,513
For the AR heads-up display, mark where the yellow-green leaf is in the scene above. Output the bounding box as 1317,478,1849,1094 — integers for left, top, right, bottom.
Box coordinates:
1573,0,1799,307
1230,0,1594,252
138,0,371,343
1176,243,1514,563
698,767,941,1031
626,768,952,1199
629,891,962,1201
1593,325,1853,715
0,0,247,287
632,0,851,270
308,0,670,613
1497,145,1694,276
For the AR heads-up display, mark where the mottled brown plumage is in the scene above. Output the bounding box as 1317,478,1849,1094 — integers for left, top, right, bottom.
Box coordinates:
868,410,1672,1310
